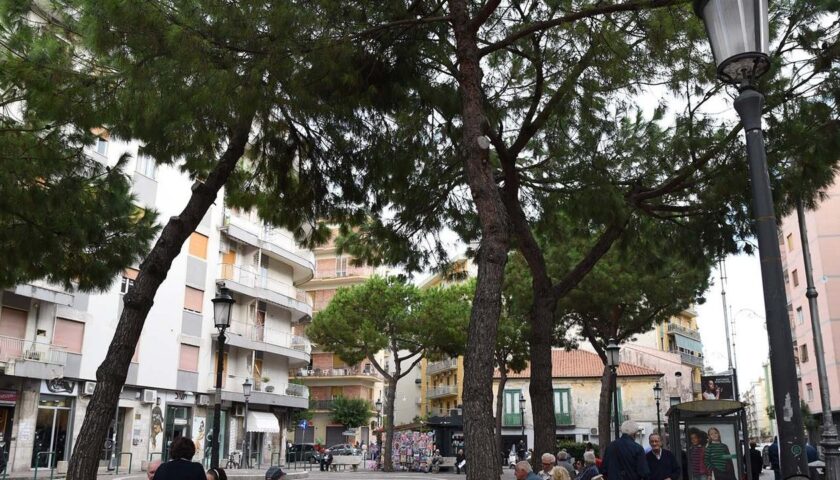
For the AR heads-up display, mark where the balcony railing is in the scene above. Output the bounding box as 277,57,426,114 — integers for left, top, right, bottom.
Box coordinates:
0,336,67,365
223,213,316,265
502,413,522,427
295,367,382,379
314,265,375,280
206,373,309,398
219,263,313,308
227,322,312,354
428,385,458,399
670,350,704,368
428,358,458,375
666,323,702,341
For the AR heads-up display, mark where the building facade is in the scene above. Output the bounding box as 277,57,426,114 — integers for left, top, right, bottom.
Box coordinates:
0,136,312,474
777,178,840,428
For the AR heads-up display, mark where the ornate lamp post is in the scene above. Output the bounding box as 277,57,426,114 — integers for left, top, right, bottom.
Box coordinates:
375,398,383,463
210,287,234,469
606,339,621,440
653,383,663,435
519,393,526,451
694,1,809,477
241,378,252,469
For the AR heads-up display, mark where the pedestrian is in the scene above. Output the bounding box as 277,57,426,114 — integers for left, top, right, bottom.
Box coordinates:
518,440,527,461
265,466,287,480
576,451,600,480
805,442,818,463
538,453,558,479
749,442,763,480
206,467,228,480
767,437,780,480
456,448,466,474
557,451,576,478
603,420,650,480
645,434,680,480
553,465,572,480
152,437,205,480
515,460,543,480
319,448,333,471
147,459,162,479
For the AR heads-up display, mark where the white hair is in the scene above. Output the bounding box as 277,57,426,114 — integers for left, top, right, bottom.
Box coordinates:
516,461,533,472
620,420,640,436
558,451,569,461
542,453,556,464
584,451,597,464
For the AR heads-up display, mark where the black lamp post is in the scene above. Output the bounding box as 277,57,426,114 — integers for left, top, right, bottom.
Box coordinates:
653,382,662,435
241,378,252,469
694,1,808,477
375,398,383,463
606,339,621,440
518,393,526,451
210,287,234,469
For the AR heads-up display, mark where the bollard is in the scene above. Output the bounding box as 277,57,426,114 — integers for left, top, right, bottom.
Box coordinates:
115,452,133,475
32,452,55,480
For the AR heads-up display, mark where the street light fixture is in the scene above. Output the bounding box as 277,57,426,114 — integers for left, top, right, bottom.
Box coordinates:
606,339,621,440
694,1,809,478
210,287,235,469
653,383,662,435
241,378,252,469
518,393,526,452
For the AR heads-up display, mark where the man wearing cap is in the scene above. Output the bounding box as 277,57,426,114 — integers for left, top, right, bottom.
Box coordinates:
265,466,287,480
604,420,650,480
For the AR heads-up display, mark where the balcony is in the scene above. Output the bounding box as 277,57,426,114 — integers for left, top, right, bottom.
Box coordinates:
502,413,522,427
555,412,573,426
0,336,66,379
311,399,336,410
217,263,313,321
220,322,311,366
206,373,308,409
428,385,458,399
666,323,702,341
428,358,458,375
294,367,382,385
671,350,704,368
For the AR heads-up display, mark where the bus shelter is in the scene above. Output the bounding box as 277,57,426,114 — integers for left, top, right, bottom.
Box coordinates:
666,400,752,480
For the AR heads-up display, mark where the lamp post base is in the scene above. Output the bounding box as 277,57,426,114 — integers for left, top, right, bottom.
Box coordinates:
822,423,840,480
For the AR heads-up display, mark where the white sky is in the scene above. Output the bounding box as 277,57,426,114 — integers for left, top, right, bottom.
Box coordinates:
696,252,770,390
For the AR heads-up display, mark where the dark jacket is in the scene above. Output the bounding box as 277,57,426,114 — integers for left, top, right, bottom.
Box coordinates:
577,464,601,480
152,458,206,480
605,434,650,480
749,447,763,480
806,444,819,463
768,442,779,470
645,449,680,480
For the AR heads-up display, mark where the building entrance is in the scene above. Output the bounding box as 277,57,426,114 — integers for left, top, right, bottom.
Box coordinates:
31,396,73,468
163,405,192,461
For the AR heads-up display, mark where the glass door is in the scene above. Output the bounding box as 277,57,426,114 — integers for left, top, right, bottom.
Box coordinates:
31,396,72,468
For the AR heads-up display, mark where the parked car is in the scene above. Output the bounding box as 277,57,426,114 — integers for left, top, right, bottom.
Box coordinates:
326,443,359,456
288,443,320,463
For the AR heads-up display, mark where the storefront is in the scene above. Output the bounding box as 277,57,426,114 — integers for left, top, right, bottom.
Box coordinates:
31,395,73,468
0,390,17,471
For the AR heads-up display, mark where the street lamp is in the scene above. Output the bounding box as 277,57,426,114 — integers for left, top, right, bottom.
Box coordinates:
210,287,234,469
653,383,662,435
606,339,621,440
375,397,383,464
694,1,809,478
241,378,252,469
519,393,526,452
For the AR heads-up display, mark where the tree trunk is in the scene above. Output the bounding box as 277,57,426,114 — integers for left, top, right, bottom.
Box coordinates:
529,292,558,463
598,364,613,449
449,1,511,478
65,112,255,479
496,367,508,466
383,372,398,472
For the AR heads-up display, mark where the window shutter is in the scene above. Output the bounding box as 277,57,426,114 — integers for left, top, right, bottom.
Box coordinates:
179,344,199,372
0,308,27,338
53,318,85,353
184,287,204,313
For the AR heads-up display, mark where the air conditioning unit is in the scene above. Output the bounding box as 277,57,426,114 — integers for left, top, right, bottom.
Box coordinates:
198,395,211,406
234,405,245,417
449,408,462,416
590,427,598,435
82,382,97,396
142,389,157,403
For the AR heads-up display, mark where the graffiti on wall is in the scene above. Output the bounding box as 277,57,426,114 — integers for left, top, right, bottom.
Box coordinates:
193,418,206,455
150,397,164,450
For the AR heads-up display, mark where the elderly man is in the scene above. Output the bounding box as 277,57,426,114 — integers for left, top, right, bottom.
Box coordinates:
147,459,162,479
576,451,601,480
646,434,680,480
538,453,558,479
557,451,576,478
604,420,650,480
515,460,543,480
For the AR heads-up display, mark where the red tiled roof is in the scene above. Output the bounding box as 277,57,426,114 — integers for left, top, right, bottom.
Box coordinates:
496,349,662,379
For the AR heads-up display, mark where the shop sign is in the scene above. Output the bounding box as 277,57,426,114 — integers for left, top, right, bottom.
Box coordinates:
0,390,17,405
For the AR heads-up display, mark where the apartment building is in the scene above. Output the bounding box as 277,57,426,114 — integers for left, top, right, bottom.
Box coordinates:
777,178,840,429
0,136,312,474
294,232,384,447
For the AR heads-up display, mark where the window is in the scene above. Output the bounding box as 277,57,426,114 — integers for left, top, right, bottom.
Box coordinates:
188,232,208,259
503,390,522,426
0,307,27,339
184,287,204,313
52,318,85,354
669,396,682,406
801,344,809,363
553,389,572,425
95,137,109,156
786,233,794,251
784,268,789,285
121,268,139,294
336,256,348,277
136,155,157,179
807,383,814,402
796,307,804,325
792,269,800,287
178,344,199,372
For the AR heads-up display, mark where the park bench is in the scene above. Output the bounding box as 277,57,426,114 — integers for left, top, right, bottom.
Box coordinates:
330,455,363,471
438,457,457,471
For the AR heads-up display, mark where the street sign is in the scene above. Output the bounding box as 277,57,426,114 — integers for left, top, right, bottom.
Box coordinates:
298,420,308,430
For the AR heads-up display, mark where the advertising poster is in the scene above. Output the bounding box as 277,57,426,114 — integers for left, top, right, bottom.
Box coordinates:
700,375,734,400
685,422,740,480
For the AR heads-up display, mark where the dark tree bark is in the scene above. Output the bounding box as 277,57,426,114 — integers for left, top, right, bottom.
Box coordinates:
528,293,558,462
383,360,399,472
495,363,508,465
66,111,256,479
598,365,613,447
449,1,511,478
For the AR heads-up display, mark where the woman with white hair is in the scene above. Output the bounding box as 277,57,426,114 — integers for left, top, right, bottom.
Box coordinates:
576,451,600,480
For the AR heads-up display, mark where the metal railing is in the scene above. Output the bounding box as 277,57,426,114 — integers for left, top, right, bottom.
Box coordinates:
313,265,375,279
670,350,704,367
222,213,316,266
218,263,312,307
295,367,382,379
427,358,458,375
0,336,67,365
666,323,702,341
206,373,309,398
427,385,458,399
227,322,312,354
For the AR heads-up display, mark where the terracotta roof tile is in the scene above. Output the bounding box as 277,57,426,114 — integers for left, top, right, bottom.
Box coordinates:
496,349,662,379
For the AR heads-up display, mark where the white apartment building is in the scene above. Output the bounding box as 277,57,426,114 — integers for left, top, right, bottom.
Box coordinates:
0,135,313,474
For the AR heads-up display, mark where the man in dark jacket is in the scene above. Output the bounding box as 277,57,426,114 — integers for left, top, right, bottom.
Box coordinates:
768,438,780,480
152,437,205,480
645,434,680,480
749,442,763,480
604,420,650,480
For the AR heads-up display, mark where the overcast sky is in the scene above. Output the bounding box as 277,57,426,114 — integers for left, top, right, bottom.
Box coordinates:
696,252,770,389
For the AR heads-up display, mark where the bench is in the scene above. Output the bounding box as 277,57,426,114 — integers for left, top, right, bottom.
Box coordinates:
438,457,457,471
330,455,363,471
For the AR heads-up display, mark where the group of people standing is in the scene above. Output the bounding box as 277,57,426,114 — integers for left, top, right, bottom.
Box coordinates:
145,437,287,480
514,445,602,480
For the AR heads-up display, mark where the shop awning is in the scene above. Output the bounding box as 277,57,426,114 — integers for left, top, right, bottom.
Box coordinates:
247,411,280,433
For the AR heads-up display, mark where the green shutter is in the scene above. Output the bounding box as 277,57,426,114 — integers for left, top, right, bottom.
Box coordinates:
503,390,522,427
553,389,572,425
